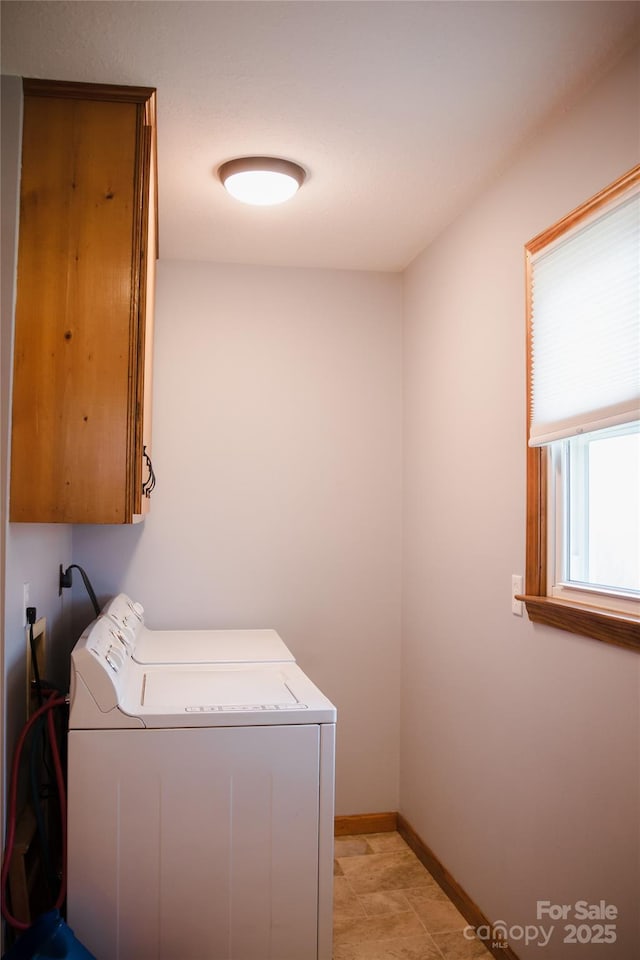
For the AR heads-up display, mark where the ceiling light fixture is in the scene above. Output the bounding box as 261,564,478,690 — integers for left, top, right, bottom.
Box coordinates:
217,156,306,206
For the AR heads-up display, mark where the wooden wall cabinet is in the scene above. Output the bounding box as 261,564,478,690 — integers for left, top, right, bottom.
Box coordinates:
10,79,158,523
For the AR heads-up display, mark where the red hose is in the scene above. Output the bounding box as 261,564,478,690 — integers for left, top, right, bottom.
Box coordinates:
1,693,67,931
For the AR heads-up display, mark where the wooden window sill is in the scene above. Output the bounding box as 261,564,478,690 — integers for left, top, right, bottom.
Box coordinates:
518,595,640,653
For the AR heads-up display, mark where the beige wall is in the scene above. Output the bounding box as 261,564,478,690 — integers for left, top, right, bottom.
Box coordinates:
401,46,640,958
73,260,403,815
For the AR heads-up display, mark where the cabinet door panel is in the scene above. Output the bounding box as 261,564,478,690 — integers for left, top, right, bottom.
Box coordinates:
10,85,155,523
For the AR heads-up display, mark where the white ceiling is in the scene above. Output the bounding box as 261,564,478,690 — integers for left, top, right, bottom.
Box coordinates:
2,1,639,272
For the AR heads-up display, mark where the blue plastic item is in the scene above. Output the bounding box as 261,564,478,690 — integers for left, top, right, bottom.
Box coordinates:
1,911,96,960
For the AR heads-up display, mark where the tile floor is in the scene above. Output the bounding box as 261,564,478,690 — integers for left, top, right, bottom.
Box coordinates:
333,832,493,960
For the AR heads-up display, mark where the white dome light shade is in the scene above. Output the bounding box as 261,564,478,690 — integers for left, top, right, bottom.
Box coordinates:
218,157,306,206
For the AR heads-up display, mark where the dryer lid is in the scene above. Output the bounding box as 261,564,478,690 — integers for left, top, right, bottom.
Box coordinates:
134,628,294,665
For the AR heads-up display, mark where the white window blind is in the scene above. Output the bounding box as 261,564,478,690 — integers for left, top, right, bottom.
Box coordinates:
528,190,640,447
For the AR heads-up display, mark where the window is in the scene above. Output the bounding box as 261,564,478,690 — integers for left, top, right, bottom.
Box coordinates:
549,424,639,612
523,165,640,652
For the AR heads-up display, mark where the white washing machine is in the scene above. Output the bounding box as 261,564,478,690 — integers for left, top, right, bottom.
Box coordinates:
67,596,336,960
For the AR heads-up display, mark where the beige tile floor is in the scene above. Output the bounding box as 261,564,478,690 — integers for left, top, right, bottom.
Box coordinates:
333,833,493,960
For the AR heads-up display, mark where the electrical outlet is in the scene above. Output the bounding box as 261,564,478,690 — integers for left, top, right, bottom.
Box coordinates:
59,563,73,594
512,574,523,616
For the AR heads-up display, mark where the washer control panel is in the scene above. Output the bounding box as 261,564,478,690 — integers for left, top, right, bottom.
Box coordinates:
71,616,134,712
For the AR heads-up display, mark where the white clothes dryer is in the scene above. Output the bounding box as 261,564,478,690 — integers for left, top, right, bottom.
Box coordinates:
101,593,295,666
67,597,336,960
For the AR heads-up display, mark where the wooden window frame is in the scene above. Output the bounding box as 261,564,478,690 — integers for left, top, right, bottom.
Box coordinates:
521,165,640,654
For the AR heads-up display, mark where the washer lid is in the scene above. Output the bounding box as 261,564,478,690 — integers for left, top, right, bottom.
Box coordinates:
118,661,336,727
142,667,298,710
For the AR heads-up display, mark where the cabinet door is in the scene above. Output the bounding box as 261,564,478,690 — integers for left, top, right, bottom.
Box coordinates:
10,81,157,523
